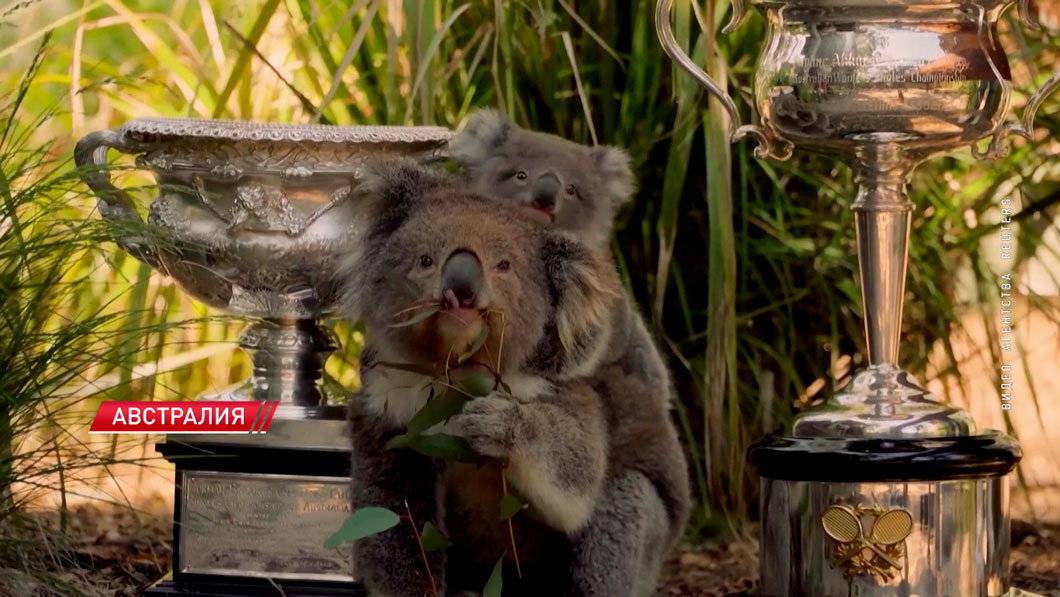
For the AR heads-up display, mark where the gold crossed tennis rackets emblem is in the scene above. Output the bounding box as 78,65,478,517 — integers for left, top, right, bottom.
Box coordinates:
822,504,913,582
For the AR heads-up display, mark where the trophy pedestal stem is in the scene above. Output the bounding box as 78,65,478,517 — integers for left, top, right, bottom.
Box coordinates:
851,149,914,369
199,318,336,406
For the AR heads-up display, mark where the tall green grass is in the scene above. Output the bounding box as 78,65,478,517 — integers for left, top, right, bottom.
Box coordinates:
0,0,1057,540
0,35,201,537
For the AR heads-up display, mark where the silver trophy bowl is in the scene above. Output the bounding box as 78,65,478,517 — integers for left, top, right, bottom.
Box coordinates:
75,119,452,592
75,118,451,407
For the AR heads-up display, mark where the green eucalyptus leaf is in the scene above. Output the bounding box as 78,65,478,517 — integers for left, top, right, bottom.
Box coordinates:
404,433,481,462
420,521,451,552
482,556,504,597
386,389,471,449
324,507,400,548
388,273,424,300
498,492,527,521
376,361,437,378
388,303,441,328
457,323,491,363
458,374,494,398
385,433,411,449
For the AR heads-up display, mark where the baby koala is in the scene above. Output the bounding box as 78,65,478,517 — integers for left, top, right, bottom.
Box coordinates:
448,110,675,395
339,160,688,597
447,110,634,254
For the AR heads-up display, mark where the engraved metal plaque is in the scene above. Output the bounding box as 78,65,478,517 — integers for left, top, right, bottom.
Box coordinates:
179,470,354,581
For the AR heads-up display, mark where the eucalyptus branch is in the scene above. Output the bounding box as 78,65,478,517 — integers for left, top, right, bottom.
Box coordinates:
404,499,438,597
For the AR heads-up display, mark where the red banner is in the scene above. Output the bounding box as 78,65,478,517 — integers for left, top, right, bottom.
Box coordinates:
88,401,279,434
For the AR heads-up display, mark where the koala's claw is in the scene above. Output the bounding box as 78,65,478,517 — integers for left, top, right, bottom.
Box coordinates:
458,395,518,458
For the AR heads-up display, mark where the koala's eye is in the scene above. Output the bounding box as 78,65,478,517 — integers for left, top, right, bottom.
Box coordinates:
565,184,577,196
495,260,511,272
515,171,528,181
418,255,434,268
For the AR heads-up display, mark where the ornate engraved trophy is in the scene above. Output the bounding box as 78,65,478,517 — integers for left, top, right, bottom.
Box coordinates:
75,119,450,596
657,0,1057,595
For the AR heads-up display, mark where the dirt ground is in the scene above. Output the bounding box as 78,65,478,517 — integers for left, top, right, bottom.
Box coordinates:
0,506,1057,597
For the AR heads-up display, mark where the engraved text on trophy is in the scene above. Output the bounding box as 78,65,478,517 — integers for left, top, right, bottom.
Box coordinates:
180,471,354,581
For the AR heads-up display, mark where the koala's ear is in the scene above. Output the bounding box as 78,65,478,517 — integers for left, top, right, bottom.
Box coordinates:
355,156,451,240
590,145,636,210
358,156,448,205
541,234,621,376
448,109,513,166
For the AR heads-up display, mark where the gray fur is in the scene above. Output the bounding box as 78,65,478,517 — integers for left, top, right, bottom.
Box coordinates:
568,471,671,597
449,110,635,254
341,149,688,596
348,398,447,597
340,159,624,596
450,111,691,591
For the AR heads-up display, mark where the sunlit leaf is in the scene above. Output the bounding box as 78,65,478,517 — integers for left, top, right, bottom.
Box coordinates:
388,304,441,328
457,324,491,363
324,507,400,548
212,0,282,117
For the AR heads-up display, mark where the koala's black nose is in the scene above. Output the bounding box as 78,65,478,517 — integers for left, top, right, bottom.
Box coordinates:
442,250,483,309
531,172,561,212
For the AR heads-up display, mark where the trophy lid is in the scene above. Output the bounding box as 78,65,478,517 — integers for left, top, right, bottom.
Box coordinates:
791,364,976,439
117,117,452,146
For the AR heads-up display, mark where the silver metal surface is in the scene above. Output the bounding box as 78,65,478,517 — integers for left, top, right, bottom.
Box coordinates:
168,405,349,450
179,470,354,581
656,0,1059,438
74,118,451,406
202,319,337,404
760,475,1012,596
792,365,976,438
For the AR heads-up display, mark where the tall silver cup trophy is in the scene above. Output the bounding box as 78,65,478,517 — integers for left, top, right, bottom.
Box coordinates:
657,1,1057,596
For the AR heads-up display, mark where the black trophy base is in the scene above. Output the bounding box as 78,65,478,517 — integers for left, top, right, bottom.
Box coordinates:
748,430,1022,482
143,575,365,597
749,431,1023,596
150,412,362,597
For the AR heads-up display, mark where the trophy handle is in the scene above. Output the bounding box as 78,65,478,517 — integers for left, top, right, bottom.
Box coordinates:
973,67,1060,159
656,0,794,160
1017,0,1041,31
656,0,741,137
973,4,1057,160
73,129,160,267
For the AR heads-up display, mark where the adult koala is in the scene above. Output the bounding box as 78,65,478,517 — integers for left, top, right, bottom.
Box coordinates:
449,107,689,544
337,159,688,597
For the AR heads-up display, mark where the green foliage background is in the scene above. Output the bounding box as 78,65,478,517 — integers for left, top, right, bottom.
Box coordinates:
1,0,1058,539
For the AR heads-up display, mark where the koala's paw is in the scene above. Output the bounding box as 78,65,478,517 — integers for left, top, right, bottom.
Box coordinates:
457,394,518,459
